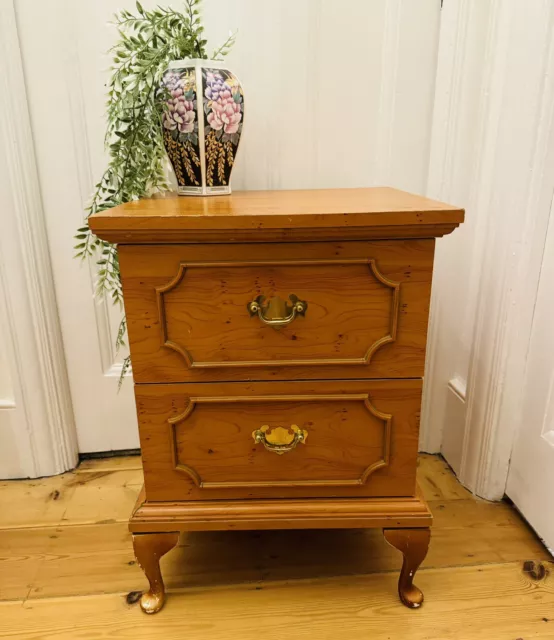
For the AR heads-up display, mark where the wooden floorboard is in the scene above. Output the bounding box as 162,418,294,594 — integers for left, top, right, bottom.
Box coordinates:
1,454,552,638
0,469,142,530
417,454,474,501
76,456,142,473
2,562,553,640
1,499,548,602
0,455,462,530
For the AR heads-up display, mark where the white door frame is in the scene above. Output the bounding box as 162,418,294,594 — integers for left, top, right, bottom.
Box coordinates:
0,0,78,478
422,0,554,500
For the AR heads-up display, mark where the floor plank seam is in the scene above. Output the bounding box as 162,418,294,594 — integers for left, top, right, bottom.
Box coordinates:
21,582,36,609
0,519,130,532
12,559,552,605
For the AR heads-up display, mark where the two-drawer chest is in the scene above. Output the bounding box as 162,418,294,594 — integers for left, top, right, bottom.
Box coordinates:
89,187,463,614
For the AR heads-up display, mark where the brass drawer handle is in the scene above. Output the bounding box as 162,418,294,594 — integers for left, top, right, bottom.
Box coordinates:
247,294,307,328
252,425,308,455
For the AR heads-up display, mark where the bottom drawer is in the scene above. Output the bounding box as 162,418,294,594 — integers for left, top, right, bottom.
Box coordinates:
135,379,422,501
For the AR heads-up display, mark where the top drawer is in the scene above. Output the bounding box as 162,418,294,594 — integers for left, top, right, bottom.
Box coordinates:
119,239,434,383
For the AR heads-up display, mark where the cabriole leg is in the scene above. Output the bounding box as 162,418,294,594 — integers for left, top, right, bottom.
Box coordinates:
132,531,179,614
383,527,430,609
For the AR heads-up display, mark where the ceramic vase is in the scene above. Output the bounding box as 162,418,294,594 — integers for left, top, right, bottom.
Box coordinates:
161,59,244,196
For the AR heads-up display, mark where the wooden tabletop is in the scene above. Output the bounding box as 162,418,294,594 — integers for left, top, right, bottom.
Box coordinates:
89,187,464,243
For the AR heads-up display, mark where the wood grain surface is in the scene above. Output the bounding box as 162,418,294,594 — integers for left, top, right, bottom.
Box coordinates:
4,562,552,640
88,187,464,243
134,379,422,502
1,456,549,602
119,240,434,383
129,491,432,533
1,453,551,640
1,454,552,640
80,189,475,626
132,531,180,614
383,527,431,608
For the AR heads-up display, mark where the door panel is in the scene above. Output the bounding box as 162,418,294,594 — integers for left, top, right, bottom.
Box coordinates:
506,200,554,550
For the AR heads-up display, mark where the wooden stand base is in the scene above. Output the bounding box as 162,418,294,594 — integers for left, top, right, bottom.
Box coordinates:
132,532,179,614
129,485,432,614
383,527,431,608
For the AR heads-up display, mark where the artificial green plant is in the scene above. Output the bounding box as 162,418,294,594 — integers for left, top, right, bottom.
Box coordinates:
74,1,234,385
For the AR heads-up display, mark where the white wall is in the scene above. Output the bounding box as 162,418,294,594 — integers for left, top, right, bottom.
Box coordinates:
420,0,493,459
422,0,554,500
202,0,441,193
4,0,553,498
10,0,444,458
58,0,443,194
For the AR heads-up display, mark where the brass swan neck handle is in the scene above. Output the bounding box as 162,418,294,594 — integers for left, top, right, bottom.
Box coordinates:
247,294,307,328
252,425,308,455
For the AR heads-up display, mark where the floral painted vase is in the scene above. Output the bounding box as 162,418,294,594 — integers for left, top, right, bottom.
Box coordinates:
161,59,244,196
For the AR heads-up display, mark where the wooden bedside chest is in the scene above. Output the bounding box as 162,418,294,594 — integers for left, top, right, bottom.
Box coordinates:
89,187,463,614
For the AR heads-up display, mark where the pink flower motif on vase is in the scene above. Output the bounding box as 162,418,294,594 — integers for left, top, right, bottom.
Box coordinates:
161,68,201,187
202,68,244,187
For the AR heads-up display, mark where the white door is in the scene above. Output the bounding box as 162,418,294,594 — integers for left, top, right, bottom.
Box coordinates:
13,0,442,453
506,197,554,552
14,0,143,453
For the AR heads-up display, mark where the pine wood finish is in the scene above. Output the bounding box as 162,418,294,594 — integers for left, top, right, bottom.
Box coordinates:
132,532,179,614
89,187,464,614
89,187,463,243
119,240,434,383
129,488,432,533
383,527,431,608
135,380,422,501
